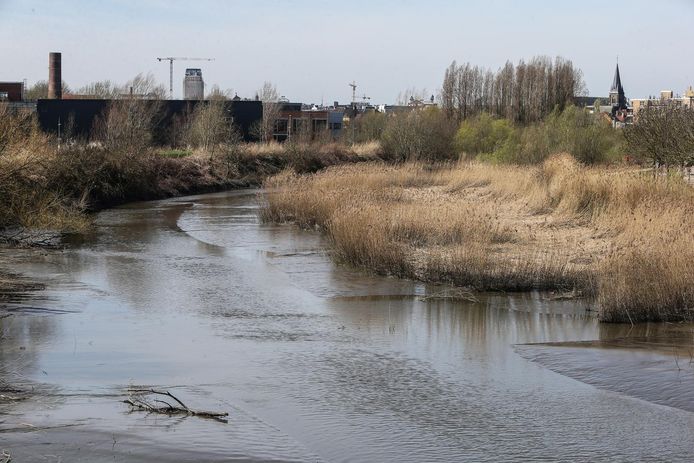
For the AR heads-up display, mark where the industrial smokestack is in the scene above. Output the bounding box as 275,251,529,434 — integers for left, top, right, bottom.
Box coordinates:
48,52,62,99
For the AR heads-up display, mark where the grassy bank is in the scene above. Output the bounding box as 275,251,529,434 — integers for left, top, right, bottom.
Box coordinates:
261,155,694,323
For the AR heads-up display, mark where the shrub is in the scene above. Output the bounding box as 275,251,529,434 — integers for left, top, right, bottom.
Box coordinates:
454,113,517,160
381,108,456,162
351,111,388,143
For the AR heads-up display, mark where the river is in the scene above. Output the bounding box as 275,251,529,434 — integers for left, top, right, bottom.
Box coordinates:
1,190,693,462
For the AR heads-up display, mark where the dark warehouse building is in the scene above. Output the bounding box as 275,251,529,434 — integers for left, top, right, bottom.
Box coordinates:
36,99,263,143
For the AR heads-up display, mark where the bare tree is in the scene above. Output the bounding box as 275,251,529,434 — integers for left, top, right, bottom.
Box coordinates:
183,101,239,154
625,105,694,168
75,74,167,99
122,73,167,99
76,80,120,98
396,88,431,106
207,84,233,101
93,99,163,152
25,80,71,100
256,81,281,142
441,61,457,120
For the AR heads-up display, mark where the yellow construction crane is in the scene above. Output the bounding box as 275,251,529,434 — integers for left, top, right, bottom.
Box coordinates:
156,57,215,99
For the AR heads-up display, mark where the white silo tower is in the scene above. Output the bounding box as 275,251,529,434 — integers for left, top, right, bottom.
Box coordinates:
183,68,204,100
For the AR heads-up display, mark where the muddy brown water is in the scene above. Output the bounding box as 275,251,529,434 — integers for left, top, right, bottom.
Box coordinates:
1,190,694,462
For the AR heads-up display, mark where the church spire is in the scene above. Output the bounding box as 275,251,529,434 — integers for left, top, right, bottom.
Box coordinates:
609,62,626,109
611,63,623,94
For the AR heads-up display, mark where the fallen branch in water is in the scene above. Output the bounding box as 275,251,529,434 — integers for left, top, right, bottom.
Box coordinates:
123,388,228,421
544,288,583,301
0,393,25,403
418,289,479,303
0,384,27,404
0,449,10,463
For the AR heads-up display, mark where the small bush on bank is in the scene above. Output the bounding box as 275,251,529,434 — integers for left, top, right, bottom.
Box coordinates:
455,113,517,161
351,112,388,143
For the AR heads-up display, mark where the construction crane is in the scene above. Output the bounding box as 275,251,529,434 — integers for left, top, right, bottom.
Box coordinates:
349,81,357,105
348,81,358,144
156,57,215,99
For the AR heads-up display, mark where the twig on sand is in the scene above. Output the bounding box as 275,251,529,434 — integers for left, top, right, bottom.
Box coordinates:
123,388,228,421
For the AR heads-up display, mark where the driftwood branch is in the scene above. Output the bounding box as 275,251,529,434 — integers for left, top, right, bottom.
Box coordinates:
123,388,228,421
418,288,479,303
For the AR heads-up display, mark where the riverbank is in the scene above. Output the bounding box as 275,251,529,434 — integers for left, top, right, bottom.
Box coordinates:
261,155,694,323
0,139,379,239
0,134,379,290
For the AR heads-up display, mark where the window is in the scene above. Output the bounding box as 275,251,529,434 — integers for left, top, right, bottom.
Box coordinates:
292,118,305,132
0,92,8,101
274,119,288,133
312,119,327,131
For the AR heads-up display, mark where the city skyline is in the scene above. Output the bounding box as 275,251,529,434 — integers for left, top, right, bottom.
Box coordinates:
1,0,693,102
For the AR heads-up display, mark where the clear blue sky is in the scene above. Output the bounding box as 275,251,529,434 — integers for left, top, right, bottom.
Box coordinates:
1,0,693,103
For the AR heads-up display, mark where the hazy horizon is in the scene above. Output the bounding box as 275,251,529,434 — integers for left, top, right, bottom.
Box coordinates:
1,0,693,103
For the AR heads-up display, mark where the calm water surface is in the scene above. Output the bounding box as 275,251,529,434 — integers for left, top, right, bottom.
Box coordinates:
1,190,693,462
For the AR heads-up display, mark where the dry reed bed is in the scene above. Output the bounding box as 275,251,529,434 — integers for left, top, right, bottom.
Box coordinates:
261,155,694,323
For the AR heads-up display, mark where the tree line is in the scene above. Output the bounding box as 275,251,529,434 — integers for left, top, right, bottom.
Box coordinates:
440,56,584,124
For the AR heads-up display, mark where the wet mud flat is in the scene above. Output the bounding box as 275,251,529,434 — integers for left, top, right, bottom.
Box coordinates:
1,190,694,462
517,324,694,413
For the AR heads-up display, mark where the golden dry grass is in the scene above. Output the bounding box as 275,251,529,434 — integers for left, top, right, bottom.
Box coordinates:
262,155,694,323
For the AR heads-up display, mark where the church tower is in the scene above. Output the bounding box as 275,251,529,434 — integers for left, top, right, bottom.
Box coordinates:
609,63,627,110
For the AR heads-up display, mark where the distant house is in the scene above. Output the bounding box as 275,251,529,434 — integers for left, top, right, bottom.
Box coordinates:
272,102,343,141
0,82,24,102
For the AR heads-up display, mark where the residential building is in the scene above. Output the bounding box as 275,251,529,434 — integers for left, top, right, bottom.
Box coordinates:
631,86,694,118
